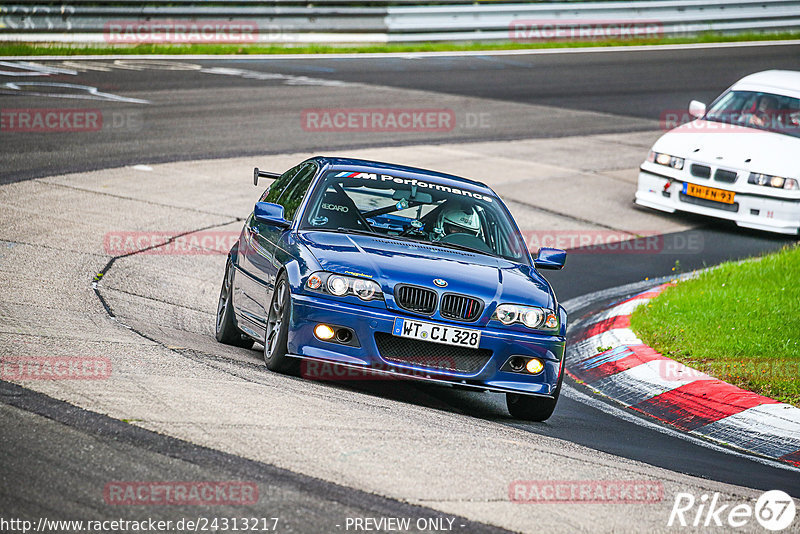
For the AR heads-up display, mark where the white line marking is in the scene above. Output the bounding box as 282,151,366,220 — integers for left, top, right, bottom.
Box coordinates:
0,60,78,76
0,81,150,104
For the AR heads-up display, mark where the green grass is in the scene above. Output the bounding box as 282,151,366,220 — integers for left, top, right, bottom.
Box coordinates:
630,245,800,406
2,31,799,56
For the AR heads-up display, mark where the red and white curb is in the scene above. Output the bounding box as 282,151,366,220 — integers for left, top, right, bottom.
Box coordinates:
567,282,800,467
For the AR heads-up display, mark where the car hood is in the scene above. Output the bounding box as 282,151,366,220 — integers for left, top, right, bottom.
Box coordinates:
654,120,800,178
298,231,554,312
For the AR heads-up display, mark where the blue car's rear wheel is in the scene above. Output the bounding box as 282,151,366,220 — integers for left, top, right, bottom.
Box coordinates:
264,272,297,374
215,255,254,349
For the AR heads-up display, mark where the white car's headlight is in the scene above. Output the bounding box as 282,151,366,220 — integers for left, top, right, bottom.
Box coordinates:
748,173,799,190
648,150,684,170
493,304,558,330
306,272,383,301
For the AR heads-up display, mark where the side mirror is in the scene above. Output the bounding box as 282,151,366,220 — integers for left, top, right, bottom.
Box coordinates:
688,100,706,119
253,202,290,228
534,247,566,270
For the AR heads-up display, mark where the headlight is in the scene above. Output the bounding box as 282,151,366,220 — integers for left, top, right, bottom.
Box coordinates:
521,308,544,329
495,305,519,325
748,173,799,190
648,150,684,170
352,278,377,300
307,272,383,301
493,304,558,330
327,275,349,296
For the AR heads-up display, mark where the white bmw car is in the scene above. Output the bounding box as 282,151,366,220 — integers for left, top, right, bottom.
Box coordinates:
635,70,800,234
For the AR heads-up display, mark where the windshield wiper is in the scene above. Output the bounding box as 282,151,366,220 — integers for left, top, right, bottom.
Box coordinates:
336,227,380,237
431,241,496,257
332,227,500,258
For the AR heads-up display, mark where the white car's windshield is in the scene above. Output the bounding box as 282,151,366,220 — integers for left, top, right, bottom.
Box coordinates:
301,171,530,264
704,90,800,138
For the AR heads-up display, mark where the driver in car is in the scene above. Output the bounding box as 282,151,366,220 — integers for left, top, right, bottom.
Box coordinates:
748,94,779,128
433,202,481,241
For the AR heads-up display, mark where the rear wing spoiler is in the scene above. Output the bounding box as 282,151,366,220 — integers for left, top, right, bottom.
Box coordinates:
253,167,281,186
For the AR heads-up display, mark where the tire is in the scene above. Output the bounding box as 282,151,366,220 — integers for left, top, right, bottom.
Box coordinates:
215,255,255,349
506,364,563,422
263,272,297,374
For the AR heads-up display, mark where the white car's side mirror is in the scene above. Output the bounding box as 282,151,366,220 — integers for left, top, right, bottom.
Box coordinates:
688,100,706,119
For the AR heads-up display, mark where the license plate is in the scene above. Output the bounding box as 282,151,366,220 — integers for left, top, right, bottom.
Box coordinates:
392,318,481,348
682,182,735,204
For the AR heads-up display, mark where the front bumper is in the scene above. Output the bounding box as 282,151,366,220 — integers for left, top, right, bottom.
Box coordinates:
287,293,565,397
635,169,800,235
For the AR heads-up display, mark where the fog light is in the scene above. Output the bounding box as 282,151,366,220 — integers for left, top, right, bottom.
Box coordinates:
508,356,526,372
335,329,352,343
526,358,544,374
314,324,335,340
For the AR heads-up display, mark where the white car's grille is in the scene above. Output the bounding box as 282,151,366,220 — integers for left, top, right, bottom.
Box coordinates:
690,164,711,179
714,169,738,183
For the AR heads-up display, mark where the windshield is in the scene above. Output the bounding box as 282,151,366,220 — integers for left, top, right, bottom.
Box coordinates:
300,171,530,264
704,90,800,138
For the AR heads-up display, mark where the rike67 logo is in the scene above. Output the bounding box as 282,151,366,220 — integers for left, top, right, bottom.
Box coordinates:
668,490,796,531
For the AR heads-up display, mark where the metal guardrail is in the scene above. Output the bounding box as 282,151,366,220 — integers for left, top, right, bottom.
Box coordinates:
1,0,799,43
387,0,800,42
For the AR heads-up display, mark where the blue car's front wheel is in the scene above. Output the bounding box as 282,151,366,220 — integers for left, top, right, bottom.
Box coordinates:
263,272,297,374
506,365,562,422
506,393,558,422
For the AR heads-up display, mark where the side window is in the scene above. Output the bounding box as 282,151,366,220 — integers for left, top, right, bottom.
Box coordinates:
279,163,317,221
260,164,301,203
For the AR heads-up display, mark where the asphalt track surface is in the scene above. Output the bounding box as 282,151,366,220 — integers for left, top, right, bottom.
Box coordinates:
2,43,800,529
2,43,800,183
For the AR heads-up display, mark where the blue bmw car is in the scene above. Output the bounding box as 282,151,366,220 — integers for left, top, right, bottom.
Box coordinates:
216,157,567,421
